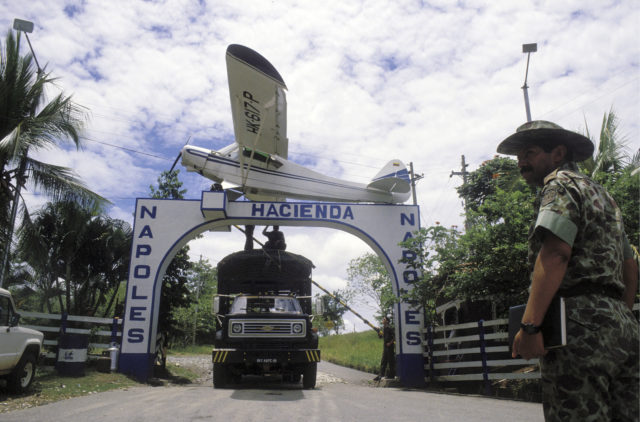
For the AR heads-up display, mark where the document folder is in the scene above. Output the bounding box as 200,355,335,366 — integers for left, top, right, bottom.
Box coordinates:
508,296,567,353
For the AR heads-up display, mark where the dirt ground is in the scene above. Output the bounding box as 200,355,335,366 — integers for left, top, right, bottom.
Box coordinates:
165,354,212,384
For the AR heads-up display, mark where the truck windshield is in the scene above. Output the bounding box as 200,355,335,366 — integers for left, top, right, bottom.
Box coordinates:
230,297,302,314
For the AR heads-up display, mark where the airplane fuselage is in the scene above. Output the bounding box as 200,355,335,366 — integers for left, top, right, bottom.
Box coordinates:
181,145,410,204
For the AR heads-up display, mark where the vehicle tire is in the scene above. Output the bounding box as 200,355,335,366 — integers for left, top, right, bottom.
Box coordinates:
302,363,316,389
292,372,301,383
213,363,228,388
8,353,37,393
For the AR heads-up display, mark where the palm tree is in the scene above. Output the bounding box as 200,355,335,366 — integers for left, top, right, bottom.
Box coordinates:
0,29,105,283
581,108,630,178
580,108,639,249
15,200,131,315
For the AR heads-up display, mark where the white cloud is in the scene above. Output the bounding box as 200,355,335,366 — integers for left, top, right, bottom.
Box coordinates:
3,0,638,330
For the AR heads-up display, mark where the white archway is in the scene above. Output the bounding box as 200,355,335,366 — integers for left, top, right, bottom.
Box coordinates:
119,191,424,387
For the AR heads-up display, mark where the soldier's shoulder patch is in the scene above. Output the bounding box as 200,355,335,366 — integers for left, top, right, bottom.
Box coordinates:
541,186,560,207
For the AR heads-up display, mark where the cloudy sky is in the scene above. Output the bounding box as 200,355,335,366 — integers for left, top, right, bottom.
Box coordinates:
2,1,638,331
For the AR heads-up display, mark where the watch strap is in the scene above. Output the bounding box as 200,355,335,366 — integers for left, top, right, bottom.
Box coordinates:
520,322,541,334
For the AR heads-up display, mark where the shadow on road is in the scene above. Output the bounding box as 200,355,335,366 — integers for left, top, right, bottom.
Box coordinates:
226,375,307,401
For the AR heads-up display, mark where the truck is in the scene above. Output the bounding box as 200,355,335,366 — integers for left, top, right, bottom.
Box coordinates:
211,249,321,389
0,287,44,393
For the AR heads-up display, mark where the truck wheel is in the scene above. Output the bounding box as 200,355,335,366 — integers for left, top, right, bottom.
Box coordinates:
302,363,317,389
213,363,228,388
8,353,37,393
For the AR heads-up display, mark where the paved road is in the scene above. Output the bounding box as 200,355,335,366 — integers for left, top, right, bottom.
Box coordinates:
2,361,544,422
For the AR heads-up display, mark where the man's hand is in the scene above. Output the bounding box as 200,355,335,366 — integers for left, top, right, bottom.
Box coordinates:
512,329,547,360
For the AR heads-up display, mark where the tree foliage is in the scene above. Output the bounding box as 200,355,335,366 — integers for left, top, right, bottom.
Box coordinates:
345,253,395,323
581,108,639,245
313,291,349,336
149,169,187,200
399,224,461,325
581,108,629,177
602,166,639,244
402,157,537,321
12,200,131,316
1,29,105,282
456,156,525,213
171,256,218,345
149,169,193,342
400,111,638,325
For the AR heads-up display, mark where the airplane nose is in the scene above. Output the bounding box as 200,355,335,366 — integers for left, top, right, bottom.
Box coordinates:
181,146,207,170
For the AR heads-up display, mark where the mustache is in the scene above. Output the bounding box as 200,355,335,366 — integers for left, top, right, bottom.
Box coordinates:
520,166,533,174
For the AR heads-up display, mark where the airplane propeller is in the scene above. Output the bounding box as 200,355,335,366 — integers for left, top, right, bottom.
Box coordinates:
169,136,191,173
169,152,181,173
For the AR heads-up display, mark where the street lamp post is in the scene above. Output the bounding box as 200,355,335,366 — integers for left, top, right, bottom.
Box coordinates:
0,19,41,288
521,43,537,122
13,19,42,74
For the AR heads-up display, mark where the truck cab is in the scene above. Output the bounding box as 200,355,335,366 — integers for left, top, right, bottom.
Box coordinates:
212,250,320,389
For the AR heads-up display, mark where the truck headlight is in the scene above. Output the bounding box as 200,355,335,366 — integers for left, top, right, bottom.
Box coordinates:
231,323,242,334
292,323,303,334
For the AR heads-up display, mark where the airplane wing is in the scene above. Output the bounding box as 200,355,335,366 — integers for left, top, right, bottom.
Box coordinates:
226,44,288,159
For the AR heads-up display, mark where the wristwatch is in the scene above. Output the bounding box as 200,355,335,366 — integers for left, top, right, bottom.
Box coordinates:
520,322,541,334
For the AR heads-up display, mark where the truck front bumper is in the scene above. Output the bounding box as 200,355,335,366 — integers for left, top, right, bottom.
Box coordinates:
212,348,320,365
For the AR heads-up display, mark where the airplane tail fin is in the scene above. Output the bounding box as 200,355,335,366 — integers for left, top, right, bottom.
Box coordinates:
367,160,411,193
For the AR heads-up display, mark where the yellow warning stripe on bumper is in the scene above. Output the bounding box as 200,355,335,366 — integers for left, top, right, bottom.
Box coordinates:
305,350,320,362
212,350,229,363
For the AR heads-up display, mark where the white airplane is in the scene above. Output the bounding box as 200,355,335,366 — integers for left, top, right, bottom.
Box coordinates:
177,44,411,204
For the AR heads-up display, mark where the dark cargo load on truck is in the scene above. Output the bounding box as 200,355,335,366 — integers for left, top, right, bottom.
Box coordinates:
218,249,313,292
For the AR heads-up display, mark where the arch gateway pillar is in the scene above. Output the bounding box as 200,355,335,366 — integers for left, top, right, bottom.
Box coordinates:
119,191,424,387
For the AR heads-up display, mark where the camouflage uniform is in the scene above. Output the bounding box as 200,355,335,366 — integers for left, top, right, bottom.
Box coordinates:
528,162,639,421
379,324,396,379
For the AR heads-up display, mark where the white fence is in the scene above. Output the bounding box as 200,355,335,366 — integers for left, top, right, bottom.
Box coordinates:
20,311,123,359
423,302,640,393
423,317,539,394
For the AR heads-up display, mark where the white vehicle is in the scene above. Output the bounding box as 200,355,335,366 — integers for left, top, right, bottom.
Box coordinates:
0,287,44,393
175,44,411,204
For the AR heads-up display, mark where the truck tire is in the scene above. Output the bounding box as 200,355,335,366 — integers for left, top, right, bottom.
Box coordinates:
302,363,317,389
8,352,37,393
213,363,228,388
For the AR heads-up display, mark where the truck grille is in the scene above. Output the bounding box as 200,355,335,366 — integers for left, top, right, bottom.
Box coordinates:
228,319,306,338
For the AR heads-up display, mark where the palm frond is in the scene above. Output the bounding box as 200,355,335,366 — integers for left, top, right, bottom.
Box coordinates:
25,158,110,209
580,108,630,177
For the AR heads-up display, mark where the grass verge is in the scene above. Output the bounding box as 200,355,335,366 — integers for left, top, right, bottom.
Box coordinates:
0,360,201,414
0,365,140,414
167,344,213,356
319,330,381,374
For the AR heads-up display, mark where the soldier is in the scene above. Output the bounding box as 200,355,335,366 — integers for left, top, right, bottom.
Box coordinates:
262,225,286,250
374,316,396,381
243,225,255,251
498,120,639,421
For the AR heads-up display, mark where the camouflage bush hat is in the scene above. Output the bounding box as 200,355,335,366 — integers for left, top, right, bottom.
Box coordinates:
497,120,594,162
